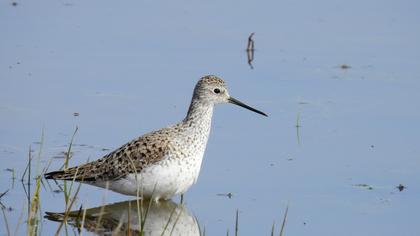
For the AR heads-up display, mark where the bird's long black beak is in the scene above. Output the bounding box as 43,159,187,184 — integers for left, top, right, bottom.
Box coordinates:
228,97,268,117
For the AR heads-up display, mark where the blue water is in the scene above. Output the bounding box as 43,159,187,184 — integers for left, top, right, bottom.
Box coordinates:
1,0,420,235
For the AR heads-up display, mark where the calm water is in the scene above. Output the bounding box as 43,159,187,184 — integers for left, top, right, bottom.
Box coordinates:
1,0,420,235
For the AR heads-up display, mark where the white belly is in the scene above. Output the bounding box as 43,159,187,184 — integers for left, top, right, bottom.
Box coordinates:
92,154,204,200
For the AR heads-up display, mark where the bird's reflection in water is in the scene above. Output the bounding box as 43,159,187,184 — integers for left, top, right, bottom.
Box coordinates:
45,199,200,236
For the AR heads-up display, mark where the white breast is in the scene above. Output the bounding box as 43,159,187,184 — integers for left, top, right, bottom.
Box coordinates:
101,149,204,200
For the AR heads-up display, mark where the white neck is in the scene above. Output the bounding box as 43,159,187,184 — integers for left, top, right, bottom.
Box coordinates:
183,98,214,133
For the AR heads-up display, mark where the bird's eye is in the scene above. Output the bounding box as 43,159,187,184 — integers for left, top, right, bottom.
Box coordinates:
214,88,221,94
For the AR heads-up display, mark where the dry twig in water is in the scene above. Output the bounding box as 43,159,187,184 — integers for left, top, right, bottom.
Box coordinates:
246,32,255,69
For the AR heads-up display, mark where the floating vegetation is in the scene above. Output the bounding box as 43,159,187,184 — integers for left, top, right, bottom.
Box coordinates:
339,64,351,70
352,184,374,190
216,192,233,199
396,184,406,192
53,151,74,159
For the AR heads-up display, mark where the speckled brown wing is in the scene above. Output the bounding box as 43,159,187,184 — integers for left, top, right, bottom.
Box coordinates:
44,128,173,182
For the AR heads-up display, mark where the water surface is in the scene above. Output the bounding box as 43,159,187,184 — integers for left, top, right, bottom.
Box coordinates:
1,0,420,235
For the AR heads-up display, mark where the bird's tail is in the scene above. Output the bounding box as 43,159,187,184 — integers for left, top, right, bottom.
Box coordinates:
44,170,71,180
44,165,94,181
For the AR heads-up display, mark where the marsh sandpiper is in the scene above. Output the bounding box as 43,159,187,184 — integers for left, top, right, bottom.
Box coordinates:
45,75,267,201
